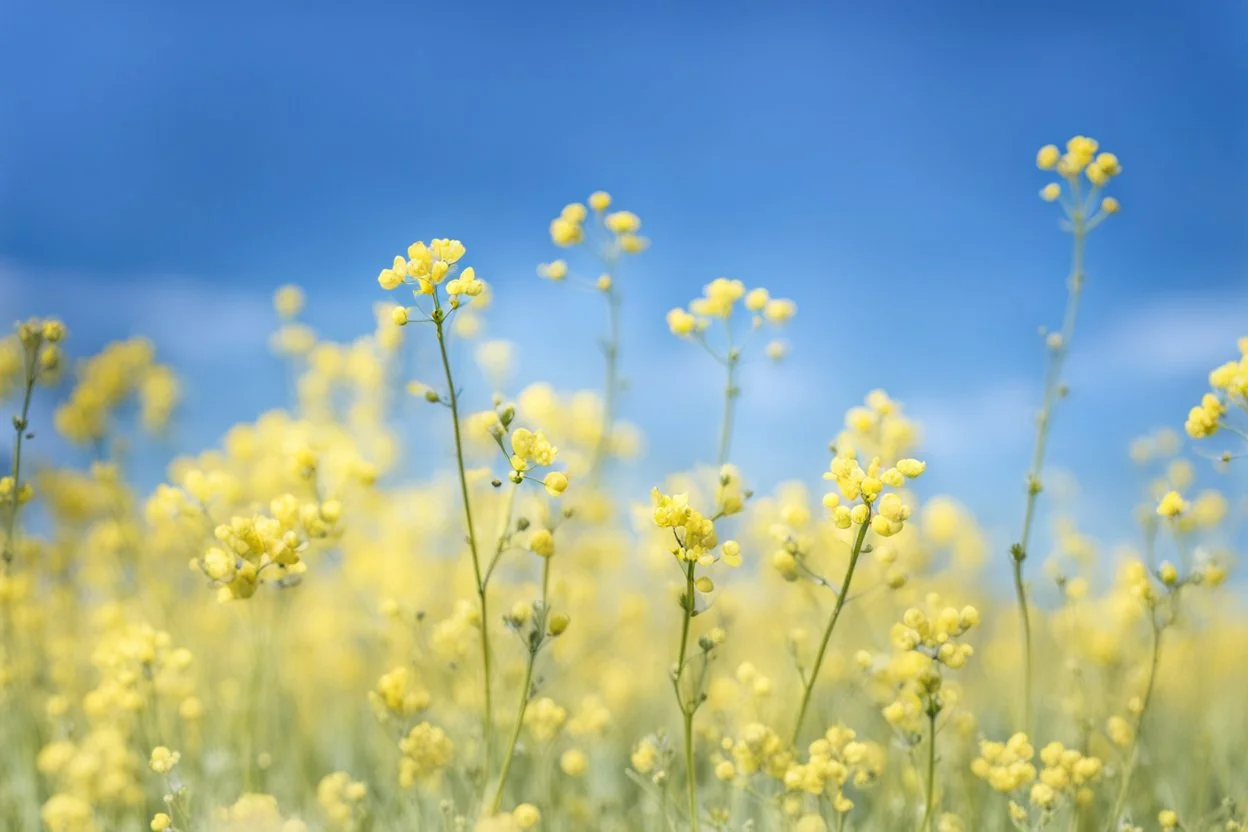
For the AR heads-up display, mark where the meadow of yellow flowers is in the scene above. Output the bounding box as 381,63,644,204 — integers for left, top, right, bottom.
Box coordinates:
1,136,1245,832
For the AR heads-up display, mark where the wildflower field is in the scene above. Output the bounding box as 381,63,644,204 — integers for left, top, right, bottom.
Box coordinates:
2,135,1247,832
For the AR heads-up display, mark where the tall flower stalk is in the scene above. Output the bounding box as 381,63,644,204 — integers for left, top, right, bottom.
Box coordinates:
1,320,64,573
651,490,732,832
540,190,649,485
378,240,494,758
1012,136,1122,730
789,449,927,746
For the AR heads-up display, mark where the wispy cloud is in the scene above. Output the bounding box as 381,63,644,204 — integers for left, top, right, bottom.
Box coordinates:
0,259,272,363
912,289,1248,461
1071,291,1248,384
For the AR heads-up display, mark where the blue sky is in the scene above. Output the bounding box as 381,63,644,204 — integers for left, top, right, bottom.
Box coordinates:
2,0,1246,569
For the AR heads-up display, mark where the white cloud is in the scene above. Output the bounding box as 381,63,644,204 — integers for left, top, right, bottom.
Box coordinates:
912,289,1248,461
911,378,1035,460
0,259,272,363
1070,291,1248,384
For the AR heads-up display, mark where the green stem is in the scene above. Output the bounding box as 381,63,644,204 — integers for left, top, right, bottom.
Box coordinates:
490,650,535,815
716,351,739,469
673,560,699,832
1012,212,1086,732
683,707,698,832
590,285,621,484
790,514,871,747
489,558,551,814
920,708,937,832
432,299,493,769
1104,614,1163,832
483,481,520,586
2,349,38,572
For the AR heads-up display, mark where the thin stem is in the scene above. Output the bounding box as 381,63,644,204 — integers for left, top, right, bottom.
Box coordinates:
716,345,740,469
683,707,698,832
673,559,699,832
676,561,696,676
432,297,493,769
1012,211,1087,732
483,481,520,586
920,708,937,832
490,648,535,814
590,285,621,484
490,558,552,814
2,349,38,572
1103,614,1164,832
790,514,872,747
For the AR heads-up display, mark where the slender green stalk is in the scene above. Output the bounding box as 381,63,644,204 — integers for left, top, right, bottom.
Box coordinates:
590,284,621,484
2,348,38,572
490,647,535,814
490,558,552,814
432,298,493,765
790,514,872,747
682,706,697,832
1104,614,1164,832
1012,211,1086,732
920,708,937,832
483,481,520,586
673,560,700,832
716,349,740,469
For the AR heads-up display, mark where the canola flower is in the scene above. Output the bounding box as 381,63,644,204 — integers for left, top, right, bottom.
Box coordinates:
541,191,649,482
0,136,1245,832
1013,136,1123,732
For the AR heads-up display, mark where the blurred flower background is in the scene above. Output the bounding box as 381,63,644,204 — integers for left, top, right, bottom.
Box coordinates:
2,3,1248,832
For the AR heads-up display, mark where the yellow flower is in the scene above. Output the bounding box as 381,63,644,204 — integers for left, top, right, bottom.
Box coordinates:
589,190,612,212
605,211,641,234
543,471,569,496
539,260,568,280
1157,490,1186,518
667,308,697,336
513,804,541,829
149,746,181,774
530,529,556,558
560,749,588,776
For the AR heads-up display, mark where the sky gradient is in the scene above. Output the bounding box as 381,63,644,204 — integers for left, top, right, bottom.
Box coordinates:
2,0,1246,572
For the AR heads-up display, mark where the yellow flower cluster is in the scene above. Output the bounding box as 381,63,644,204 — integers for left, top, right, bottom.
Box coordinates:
54,337,178,444
398,722,455,787
148,746,180,774
213,793,307,832
835,389,921,465
666,278,795,338
1185,337,1248,445
368,666,431,721
316,771,368,829
377,239,484,300
200,496,336,600
726,722,791,779
524,696,568,742
546,191,648,255
652,489,721,564
781,725,885,814
890,599,979,667
823,452,924,537
1036,135,1123,213
35,615,198,827
2,318,66,397
510,427,558,472
972,734,1102,821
